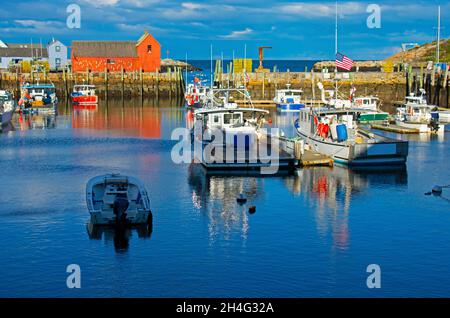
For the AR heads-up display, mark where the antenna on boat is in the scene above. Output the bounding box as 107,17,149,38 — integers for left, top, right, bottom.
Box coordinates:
185,52,188,92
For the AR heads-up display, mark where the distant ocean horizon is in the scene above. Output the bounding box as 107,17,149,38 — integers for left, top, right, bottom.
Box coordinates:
187,60,320,73
183,60,320,85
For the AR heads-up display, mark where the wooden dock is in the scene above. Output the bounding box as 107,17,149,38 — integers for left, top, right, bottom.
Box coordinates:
370,123,419,134
235,99,325,108
278,136,333,167
235,99,275,108
298,149,334,167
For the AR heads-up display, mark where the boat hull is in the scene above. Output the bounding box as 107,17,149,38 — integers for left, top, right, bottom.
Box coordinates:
395,120,445,133
1,109,14,125
358,112,389,123
71,95,98,105
295,120,408,166
276,103,305,112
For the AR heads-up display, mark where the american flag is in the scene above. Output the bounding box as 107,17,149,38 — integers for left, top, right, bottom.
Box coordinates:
336,53,354,71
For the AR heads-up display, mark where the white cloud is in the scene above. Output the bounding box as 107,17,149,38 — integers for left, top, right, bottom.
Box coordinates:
221,28,253,39
0,19,67,35
181,2,206,10
79,0,120,7
278,2,366,18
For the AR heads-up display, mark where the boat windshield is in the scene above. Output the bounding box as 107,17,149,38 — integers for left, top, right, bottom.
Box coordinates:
224,113,242,125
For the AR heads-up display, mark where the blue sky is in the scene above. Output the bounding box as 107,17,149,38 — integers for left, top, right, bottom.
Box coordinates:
0,0,449,60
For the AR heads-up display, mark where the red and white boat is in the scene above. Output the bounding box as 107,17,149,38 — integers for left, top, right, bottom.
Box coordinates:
71,85,98,105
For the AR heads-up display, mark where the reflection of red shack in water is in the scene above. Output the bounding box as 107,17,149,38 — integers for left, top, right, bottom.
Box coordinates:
72,106,161,138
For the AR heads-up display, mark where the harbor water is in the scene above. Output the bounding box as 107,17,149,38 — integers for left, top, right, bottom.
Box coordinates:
0,98,449,297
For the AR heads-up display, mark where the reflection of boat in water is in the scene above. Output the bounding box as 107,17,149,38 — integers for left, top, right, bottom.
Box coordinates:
87,221,152,252
188,163,262,240
286,165,408,196
284,166,407,249
73,103,98,111
16,112,57,130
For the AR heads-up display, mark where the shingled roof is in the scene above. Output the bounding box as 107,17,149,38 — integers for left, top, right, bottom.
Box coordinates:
0,47,48,58
72,41,138,58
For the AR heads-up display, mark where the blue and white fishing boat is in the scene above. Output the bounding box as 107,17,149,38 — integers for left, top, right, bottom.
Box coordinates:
0,90,16,126
273,85,305,112
192,87,296,171
294,107,409,166
19,82,58,112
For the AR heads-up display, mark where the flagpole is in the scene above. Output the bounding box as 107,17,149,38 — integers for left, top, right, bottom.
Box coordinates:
334,0,338,106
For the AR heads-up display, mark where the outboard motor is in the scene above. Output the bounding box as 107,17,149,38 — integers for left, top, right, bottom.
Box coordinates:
429,112,440,133
113,197,129,227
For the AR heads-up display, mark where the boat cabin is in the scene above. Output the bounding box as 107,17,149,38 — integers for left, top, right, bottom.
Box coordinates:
73,85,96,95
353,97,379,110
274,89,303,104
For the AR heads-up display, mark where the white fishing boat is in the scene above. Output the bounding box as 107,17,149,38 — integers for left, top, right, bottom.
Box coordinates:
273,84,305,112
193,103,268,150
353,96,379,111
434,110,450,123
192,88,296,171
395,90,443,133
352,97,389,123
86,174,152,226
185,80,210,108
294,107,408,166
0,90,16,126
19,82,58,112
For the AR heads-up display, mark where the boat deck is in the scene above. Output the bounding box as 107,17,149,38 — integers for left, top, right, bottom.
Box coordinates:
370,123,420,134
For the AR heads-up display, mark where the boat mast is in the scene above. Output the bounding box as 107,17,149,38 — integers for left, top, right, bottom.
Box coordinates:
210,44,213,106
185,52,188,92
334,0,338,106
437,5,441,64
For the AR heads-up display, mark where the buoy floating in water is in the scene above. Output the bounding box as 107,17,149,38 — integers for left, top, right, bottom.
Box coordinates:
248,206,256,214
237,193,247,204
432,186,443,195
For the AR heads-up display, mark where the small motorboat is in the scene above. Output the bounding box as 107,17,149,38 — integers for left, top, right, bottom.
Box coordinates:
395,90,444,133
71,85,98,105
86,174,152,226
0,90,16,126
